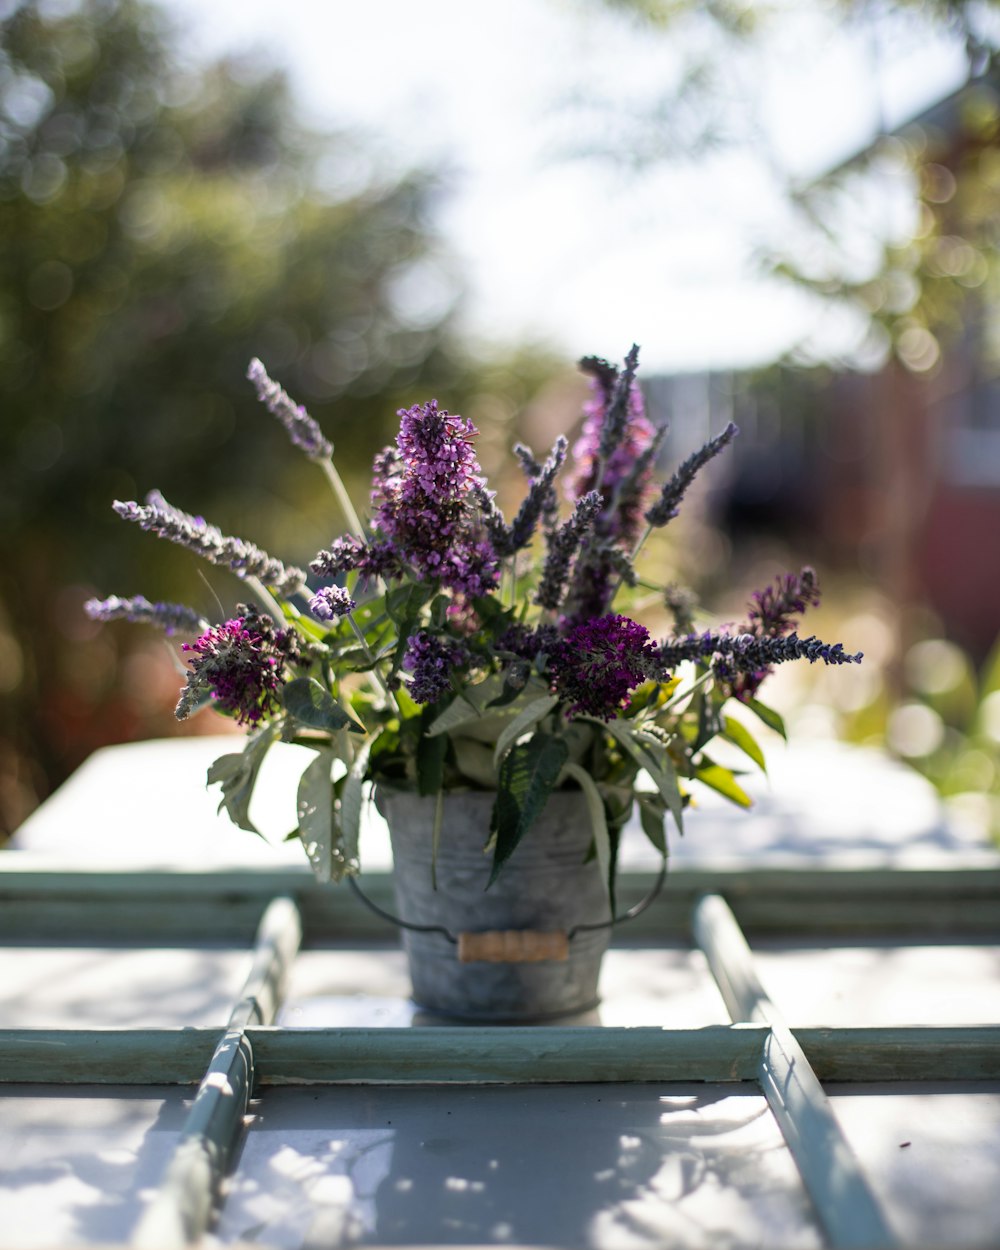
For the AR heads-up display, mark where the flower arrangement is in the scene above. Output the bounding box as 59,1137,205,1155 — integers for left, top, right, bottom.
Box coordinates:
87,347,862,892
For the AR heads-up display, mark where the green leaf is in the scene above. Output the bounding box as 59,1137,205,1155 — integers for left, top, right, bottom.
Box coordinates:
430,594,450,628
694,688,724,751
486,660,532,708
695,757,753,808
493,693,559,769
637,791,668,856
340,734,376,873
722,715,768,774
416,726,449,797
745,697,787,741
489,732,569,886
385,582,433,625
451,736,499,788
387,616,421,689
283,677,365,734
561,762,611,900
296,748,337,883
588,717,684,836
289,611,331,644
206,723,279,835
425,674,508,736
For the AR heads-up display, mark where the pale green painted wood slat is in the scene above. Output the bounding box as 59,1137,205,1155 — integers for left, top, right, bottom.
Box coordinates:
3,1024,999,1085
0,1028,217,1083
3,860,1000,942
130,896,302,1250
693,893,899,1250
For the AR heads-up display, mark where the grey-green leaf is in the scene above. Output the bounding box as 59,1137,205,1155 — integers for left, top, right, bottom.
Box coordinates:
340,735,376,874
296,748,336,883
451,736,499,788
283,677,365,734
561,762,611,900
206,723,279,835
637,791,668,856
493,693,559,768
587,716,684,836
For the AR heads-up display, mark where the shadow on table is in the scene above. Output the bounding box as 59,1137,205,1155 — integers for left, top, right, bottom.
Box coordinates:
222,1083,820,1249
0,1086,190,1247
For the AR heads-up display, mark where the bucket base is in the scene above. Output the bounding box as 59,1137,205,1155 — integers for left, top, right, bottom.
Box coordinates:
410,994,602,1025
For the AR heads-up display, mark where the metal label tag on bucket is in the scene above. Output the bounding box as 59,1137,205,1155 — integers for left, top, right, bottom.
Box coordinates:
458,929,570,964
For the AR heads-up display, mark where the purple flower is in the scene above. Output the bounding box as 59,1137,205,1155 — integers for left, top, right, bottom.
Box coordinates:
505,435,568,554
114,493,306,595
386,399,484,510
534,490,602,612
644,422,738,529
549,614,656,720
368,399,499,597
247,358,333,461
748,567,821,635
727,567,823,700
309,585,356,621
310,535,401,584
496,622,560,661
84,594,208,636
654,615,862,704
568,361,656,545
561,352,658,623
403,630,469,705
176,607,298,725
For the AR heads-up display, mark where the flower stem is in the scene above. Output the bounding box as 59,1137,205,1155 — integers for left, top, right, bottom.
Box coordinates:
348,612,400,714
320,457,365,538
244,575,285,622
630,521,654,567
607,521,654,610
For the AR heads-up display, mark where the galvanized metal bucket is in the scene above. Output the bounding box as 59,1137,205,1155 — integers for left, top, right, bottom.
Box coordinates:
371,788,615,1021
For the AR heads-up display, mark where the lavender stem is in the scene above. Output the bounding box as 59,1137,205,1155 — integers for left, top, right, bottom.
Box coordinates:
319,457,365,540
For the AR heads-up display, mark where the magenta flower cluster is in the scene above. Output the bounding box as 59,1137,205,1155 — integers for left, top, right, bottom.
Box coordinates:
177,612,296,725
549,614,656,720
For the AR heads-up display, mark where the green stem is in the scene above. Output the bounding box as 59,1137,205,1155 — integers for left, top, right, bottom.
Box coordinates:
348,612,400,713
244,575,285,621
630,521,654,567
606,521,655,611
660,667,713,715
320,457,365,538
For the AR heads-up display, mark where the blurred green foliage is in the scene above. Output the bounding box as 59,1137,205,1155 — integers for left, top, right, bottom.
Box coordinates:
773,70,1000,373
835,629,1000,845
584,0,1000,372
0,0,557,836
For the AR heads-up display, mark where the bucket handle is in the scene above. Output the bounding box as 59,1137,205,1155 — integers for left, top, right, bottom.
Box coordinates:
346,859,668,959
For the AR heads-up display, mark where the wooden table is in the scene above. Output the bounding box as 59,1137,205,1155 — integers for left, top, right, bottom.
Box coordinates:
2,737,999,1249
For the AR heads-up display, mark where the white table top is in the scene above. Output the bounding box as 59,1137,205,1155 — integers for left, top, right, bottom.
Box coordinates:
3,736,999,1250
10,732,999,871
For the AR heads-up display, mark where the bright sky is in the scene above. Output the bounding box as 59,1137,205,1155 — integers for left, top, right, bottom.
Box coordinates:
163,0,972,372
